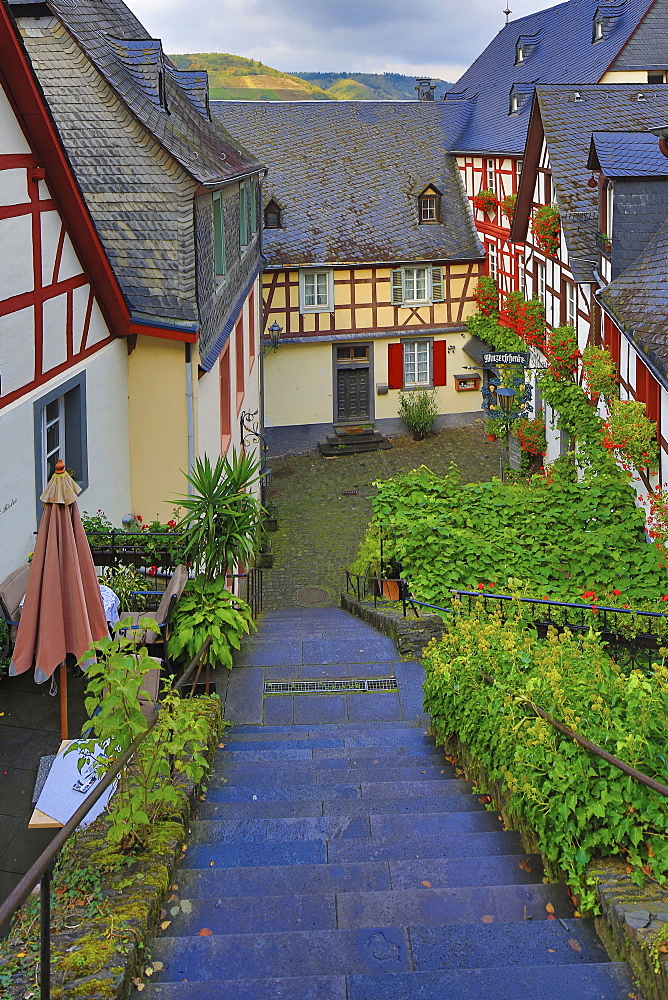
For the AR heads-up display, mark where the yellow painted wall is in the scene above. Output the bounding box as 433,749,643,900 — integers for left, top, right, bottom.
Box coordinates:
264,340,333,427
598,70,652,83
128,337,189,520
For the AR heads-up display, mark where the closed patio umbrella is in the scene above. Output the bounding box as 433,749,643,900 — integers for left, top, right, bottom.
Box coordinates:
9,460,108,738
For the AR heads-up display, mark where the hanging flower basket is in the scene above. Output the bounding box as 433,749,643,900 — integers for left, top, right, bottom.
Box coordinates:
473,189,498,215
500,193,517,222
473,276,499,317
531,203,560,256
516,415,547,455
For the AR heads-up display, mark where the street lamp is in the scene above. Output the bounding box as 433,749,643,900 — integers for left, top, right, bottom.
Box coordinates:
266,321,283,352
496,387,516,481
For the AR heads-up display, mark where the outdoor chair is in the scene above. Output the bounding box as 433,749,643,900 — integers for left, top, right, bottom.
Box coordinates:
119,564,188,673
0,563,30,658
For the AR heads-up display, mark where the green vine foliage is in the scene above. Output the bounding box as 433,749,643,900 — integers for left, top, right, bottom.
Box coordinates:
168,574,256,669
604,398,659,475
581,345,618,399
423,609,668,910
74,624,212,851
366,463,668,623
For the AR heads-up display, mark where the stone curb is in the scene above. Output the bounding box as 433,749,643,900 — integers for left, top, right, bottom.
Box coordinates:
342,593,668,1000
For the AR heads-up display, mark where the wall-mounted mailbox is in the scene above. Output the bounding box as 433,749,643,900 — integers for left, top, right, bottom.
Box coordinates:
376,383,389,395
454,374,481,391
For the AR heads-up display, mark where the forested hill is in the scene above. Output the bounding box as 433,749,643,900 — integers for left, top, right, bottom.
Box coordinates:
296,72,451,101
168,54,451,101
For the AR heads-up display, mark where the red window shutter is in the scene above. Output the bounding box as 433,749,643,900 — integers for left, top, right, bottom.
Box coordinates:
388,342,403,389
603,315,620,367
432,340,447,386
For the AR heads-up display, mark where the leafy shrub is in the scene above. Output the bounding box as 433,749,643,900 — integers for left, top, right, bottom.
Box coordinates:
603,398,659,475
168,574,255,669
581,345,618,400
398,388,439,438
531,203,560,256
423,609,668,909
74,623,213,851
98,564,150,612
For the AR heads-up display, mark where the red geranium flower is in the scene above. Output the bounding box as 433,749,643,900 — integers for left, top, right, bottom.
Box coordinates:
613,589,621,596
477,583,485,590
148,565,158,577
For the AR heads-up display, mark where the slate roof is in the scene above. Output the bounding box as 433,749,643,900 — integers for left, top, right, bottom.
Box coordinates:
600,217,668,378
534,84,668,280
446,0,656,155
588,130,668,175
211,100,484,267
11,0,260,325
609,0,668,68
21,0,259,186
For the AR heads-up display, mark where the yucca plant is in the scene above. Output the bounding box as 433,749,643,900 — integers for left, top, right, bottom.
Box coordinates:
176,451,264,580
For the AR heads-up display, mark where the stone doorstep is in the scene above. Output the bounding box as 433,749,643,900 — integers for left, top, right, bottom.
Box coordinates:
342,594,668,1000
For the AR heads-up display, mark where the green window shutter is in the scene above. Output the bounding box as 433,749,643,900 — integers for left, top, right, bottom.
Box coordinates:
239,185,248,248
431,266,444,302
391,269,403,305
213,195,225,275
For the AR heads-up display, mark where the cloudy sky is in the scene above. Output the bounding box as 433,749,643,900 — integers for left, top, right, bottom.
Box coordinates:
131,0,558,82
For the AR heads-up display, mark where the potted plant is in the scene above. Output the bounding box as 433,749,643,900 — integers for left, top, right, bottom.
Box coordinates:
515,414,547,456
472,189,498,215
484,418,498,442
256,534,274,569
398,388,439,440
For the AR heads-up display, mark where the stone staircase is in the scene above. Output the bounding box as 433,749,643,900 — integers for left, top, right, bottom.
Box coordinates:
318,427,393,458
138,608,636,999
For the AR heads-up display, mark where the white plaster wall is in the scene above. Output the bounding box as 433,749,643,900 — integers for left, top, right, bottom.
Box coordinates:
41,293,68,373
0,339,131,576
0,84,31,154
0,305,35,394
40,210,64,286
0,168,29,207
0,214,33,300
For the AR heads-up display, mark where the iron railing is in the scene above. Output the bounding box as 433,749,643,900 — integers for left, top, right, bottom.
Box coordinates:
87,530,184,571
0,638,212,999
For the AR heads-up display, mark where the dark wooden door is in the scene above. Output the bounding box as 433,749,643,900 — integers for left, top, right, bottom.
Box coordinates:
336,367,370,422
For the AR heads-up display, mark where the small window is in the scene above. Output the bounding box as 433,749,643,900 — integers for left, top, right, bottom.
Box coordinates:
403,267,428,303
403,340,430,387
418,192,440,223
536,261,546,303
299,269,333,313
34,373,88,512
264,199,282,229
213,192,226,277
391,266,444,306
509,93,519,114
516,159,523,187
487,245,497,282
565,281,576,326
515,43,524,64
337,346,369,362
648,71,666,84
486,159,495,192
593,17,603,40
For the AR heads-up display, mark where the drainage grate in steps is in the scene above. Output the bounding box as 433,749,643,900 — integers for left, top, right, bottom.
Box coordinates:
264,677,398,695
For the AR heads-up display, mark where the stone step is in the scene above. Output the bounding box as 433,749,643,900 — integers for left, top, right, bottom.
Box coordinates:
206,779,473,802
187,809,501,847
234,637,398,666
224,731,435,747
228,722,425,736
318,437,393,457
326,431,387,446
146,919,610,983
181,829,523,869
134,962,635,1000
174,854,545,900
217,750,447,767
161,882,573,937
208,766,465,786
199,794,485,820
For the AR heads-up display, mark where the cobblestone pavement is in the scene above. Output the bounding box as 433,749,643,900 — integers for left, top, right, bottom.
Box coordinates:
261,423,499,610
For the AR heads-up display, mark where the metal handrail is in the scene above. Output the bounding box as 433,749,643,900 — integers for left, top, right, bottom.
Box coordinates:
452,589,668,621
0,636,212,997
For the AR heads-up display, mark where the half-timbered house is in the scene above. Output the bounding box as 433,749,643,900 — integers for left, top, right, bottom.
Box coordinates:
212,100,484,455
0,0,131,573
8,0,265,521
510,84,668,475
445,0,668,298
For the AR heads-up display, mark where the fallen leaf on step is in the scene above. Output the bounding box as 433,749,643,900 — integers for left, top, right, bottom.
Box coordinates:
574,911,581,917
160,921,171,930
152,962,164,971
209,861,215,867
478,795,492,804
145,967,154,976
482,915,494,923
567,938,581,952
218,743,225,748
170,885,178,891
519,861,532,872
421,771,426,774
136,985,145,992
420,881,431,888
658,944,668,954
545,902,555,914
547,948,556,953
547,914,556,921
197,928,213,936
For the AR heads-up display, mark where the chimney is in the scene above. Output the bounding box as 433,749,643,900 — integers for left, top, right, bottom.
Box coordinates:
415,78,435,101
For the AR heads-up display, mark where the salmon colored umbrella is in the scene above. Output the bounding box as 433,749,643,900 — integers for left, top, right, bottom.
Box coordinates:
10,460,108,738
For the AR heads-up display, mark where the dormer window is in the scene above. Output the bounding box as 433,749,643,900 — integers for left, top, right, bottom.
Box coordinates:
418,186,441,223
264,200,282,229
510,92,519,114
515,43,525,64
593,17,603,40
